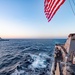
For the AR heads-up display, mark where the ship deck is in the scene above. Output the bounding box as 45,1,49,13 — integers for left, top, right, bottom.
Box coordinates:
55,63,60,75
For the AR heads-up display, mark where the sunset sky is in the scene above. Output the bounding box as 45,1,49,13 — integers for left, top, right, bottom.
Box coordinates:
0,0,75,39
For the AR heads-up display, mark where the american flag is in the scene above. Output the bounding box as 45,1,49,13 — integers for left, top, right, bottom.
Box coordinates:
44,0,65,22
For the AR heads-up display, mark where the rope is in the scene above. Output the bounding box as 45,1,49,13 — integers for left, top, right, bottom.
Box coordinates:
69,0,75,15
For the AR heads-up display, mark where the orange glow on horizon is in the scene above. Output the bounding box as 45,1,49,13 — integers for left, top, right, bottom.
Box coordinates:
1,34,67,39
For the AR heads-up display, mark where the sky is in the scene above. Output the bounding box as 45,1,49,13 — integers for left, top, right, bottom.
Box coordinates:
0,0,75,39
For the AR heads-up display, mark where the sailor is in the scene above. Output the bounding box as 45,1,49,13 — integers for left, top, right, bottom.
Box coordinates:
53,47,63,75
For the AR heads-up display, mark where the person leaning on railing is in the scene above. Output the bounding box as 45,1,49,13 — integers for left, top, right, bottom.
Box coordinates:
53,48,63,74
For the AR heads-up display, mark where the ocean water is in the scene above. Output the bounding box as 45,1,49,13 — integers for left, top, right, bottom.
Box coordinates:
0,39,66,75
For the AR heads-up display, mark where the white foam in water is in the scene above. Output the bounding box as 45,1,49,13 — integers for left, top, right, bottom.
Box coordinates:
31,54,46,68
39,53,50,58
11,69,24,75
11,53,50,75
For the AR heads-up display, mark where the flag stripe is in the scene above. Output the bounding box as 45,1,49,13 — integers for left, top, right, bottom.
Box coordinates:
48,0,60,19
44,0,50,13
45,0,57,19
44,0,51,18
48,0,65,22
44,0,65,22
44,0,52,18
